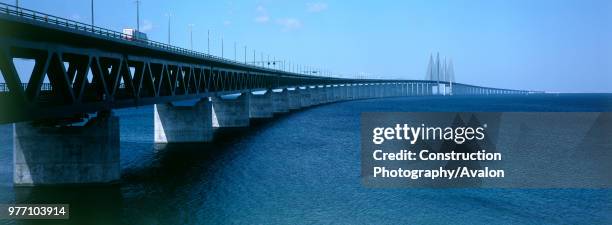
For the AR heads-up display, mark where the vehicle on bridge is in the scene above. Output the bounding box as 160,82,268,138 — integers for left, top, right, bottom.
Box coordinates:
122,28,148,41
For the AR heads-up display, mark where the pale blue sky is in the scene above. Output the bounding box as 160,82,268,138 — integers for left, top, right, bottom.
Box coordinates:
2,0,611,92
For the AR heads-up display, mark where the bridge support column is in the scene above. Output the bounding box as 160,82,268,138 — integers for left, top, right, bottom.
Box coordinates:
287,88,301,110
309,87,319,105
332,86,340,101
154,100,214,143
409,83,413,96
318,87,328,104
384,84,391,97
336,86,343,101
325,86,334,103
299,88,313,107
343,85,349,100
13,112,120,185
396,83,403,96
420,84,424,95
248,91,273,119
342,85,350,100
359,85,366,99
272,89,289,113
211,94,250,127
396,84,401,96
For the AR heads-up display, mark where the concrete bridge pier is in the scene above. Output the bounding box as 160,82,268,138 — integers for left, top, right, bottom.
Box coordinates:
248,91,274,119
271,89,289,113
319,86,329,104
338,84,347,101
390,84,396,96
359,85,367,99
299,87,313,108
350,85,358,99
287,88,302,110
317,86,328,104
331,86,340,101
420,83,425,96
377,84,384,98
343,85,351,100
211,94,250,127
346,85,352,100
13,112,120,185
348,85,355,99
154,99,214,143
394,84,401,96
382,84,388,97
310,87,320,105
442,84,447,96
325,86,334,103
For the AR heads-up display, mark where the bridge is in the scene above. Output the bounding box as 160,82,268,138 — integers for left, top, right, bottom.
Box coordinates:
0,3,536,186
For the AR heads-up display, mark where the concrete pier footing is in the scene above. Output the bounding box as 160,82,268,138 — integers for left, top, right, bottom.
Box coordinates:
287,88,301,110
271,89,289,113
248,91,274,119
211,94,250,127
154,99,213,143
299,88,312,108
13,112,120,185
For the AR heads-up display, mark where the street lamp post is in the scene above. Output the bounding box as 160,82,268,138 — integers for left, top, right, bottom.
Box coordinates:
166,13,171,44
135,0,140,31
188,24,194,50
91,0,94,26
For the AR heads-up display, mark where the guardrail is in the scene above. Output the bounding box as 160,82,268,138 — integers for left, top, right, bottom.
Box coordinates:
0,3,303,76
0,83,53,92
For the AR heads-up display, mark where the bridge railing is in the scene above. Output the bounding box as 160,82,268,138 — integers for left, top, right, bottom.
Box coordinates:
0,3,291,76
0,83,52,92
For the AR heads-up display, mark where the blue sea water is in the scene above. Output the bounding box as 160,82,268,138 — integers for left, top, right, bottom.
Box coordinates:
0,94,611,224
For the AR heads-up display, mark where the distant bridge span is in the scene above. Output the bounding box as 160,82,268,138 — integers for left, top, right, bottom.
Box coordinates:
0,4,537,186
